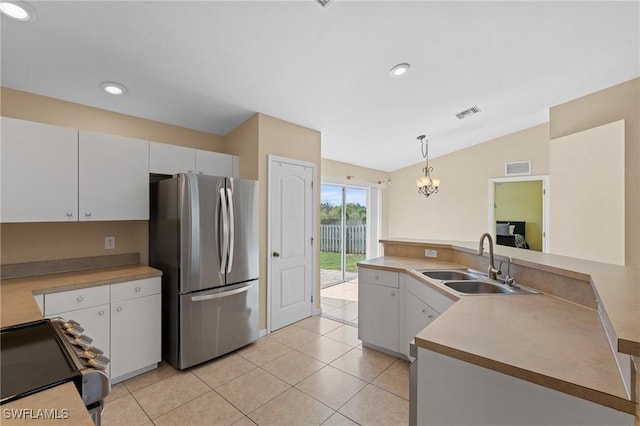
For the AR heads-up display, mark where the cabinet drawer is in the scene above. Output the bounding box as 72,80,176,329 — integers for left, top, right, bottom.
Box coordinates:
359,268,399,288
45,285,110,316
111,277,161,303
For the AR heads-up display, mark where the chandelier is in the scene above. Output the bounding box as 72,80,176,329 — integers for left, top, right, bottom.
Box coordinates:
416,135,440,197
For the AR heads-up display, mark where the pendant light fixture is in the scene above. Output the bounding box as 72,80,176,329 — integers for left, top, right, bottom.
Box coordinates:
416,135,440,197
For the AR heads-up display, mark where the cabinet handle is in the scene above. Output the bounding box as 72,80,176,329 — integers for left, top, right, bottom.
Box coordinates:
77,297,83,303
421,308,427,313
98,310,104,316
85,212,92,217
135,287,141,292
198,171,204,175
188,169,193,173
391,291,395,297
428,314,434,319
375,275,379,280
66,212,73,217
116,307,123,312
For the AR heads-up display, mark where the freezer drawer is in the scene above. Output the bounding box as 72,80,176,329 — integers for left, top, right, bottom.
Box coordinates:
177,281,258,369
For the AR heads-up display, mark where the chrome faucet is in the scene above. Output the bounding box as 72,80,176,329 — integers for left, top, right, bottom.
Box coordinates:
478,233,501,280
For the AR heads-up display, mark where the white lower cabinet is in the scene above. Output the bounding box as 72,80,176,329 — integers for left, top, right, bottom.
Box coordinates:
417,348,635,426
358,268,400,354
110,293,161,382
405,291,437,356
41,277,161,383
358,267,455,358
359,282,399,352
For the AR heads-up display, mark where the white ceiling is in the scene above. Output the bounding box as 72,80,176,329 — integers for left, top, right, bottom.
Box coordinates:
2,1,638,172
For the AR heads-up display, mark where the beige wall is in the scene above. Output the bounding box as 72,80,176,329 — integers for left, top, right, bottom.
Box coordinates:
495,181,543,251
386,123,550,242
0,221,148,265
321,158,390,184
550,120,625,265
550,78,639,269
0,88,225,266
1,88,225,150
257,114,322,330
224,113,259,180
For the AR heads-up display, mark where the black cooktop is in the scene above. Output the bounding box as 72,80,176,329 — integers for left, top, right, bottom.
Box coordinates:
1,320,80,404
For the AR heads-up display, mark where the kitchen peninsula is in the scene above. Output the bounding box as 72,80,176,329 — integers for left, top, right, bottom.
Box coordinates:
358,238,639,426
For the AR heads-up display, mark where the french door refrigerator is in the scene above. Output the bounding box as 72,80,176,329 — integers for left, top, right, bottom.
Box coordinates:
150,173,259,369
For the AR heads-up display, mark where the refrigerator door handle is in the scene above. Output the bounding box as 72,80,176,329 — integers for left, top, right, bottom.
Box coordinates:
219,187,229,275
190,282,253,302
226,187,235,273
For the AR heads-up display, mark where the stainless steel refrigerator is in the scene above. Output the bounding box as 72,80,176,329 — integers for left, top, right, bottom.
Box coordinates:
150,173,259,370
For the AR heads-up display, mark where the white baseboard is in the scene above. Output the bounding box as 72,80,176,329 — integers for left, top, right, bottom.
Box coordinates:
259,328,268,337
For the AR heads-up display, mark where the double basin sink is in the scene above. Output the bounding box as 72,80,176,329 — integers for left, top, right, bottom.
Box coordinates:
417,269,538,295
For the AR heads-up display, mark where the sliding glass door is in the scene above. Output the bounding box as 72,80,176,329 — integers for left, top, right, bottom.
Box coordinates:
320,184,367,288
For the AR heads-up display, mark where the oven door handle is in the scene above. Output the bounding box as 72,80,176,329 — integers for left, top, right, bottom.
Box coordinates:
191,283,253,302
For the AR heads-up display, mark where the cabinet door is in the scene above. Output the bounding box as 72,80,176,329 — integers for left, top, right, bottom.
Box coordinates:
405,291,437,357
358,283,399,352
45,303,111,361
79,131,149,220
149,142,196,175
110,293,161,381
195,150,233,177
1,117,78,222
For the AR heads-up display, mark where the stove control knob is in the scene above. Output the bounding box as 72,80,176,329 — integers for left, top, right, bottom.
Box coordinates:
64,326,85,338
61,319,81,329
80,347,104,360
70,334,94,350
88,355,110,370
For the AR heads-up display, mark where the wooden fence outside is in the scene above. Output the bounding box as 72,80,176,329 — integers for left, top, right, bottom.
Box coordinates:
320,224,366,254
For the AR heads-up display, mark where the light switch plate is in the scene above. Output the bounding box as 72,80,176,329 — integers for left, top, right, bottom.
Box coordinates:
425,249,437,258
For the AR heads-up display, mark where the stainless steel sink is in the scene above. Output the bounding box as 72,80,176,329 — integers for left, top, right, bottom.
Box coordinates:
416,269,539,295
420,270,479,281
444,280,514,294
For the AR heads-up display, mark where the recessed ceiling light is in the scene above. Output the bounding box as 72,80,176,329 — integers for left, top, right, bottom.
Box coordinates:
100,82,127,95
390,63,411,77
0,1,37,22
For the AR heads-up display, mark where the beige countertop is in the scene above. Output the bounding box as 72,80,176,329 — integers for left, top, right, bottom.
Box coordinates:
1,383,95,425
0,264,162,423
382,237,640,356
1,264,161,328
359,252,638,416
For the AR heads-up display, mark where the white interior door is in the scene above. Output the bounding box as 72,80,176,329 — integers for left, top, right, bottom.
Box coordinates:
269,157,315,331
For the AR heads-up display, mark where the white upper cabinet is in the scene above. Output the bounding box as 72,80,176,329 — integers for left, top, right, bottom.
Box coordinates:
195,149,235,177
149,142,196,175
79,131,149,221
150,141,237,177
1,117,78,222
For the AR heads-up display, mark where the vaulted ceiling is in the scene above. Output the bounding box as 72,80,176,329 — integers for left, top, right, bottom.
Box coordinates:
2,1,638,171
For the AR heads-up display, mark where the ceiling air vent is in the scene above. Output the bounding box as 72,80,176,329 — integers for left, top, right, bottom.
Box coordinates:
505,161,531,176
315,0,335,8
456,106,481,120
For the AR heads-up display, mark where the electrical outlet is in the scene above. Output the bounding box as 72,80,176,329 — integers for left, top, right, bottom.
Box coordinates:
105,236,116,250
424,249,437,258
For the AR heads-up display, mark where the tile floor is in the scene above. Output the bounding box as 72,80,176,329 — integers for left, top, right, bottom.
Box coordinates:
103,316,408,426
320,279,359,326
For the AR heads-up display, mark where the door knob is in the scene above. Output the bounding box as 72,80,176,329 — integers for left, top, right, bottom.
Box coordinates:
272,251,280,258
